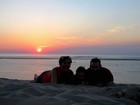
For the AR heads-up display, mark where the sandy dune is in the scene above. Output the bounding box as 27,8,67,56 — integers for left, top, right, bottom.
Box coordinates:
0,78,140,105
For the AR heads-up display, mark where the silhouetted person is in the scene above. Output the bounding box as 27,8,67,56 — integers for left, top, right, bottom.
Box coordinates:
72,66,88,85
86,58,114,86
35,56,74,84
51,56,74,84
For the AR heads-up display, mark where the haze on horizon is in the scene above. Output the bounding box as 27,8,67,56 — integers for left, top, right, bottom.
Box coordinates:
0,0,140,55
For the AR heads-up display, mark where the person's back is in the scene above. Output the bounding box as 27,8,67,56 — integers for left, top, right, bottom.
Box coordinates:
35,70,51,83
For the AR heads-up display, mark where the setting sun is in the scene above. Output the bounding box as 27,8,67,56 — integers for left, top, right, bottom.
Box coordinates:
37,48,42,53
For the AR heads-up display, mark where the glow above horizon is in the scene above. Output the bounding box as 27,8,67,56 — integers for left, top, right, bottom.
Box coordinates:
0,0,140,54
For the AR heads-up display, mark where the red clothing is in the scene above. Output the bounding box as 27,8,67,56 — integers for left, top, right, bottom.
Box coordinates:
36,67,74,84
36,71,51,83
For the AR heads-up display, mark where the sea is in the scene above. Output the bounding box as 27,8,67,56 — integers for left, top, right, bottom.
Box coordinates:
0,54,140,84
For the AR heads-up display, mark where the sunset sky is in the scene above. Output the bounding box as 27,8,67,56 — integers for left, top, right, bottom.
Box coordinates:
0,0,140,55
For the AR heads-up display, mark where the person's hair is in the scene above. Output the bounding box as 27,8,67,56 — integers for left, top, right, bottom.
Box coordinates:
76,66,86,74
90,58,101,66
59,56,72,65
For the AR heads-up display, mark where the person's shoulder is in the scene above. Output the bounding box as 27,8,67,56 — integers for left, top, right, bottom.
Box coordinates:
86,68,91,71
68,69,74,73
52,67,60,70
101,67,112,73
51,67,60,73
101,67,109,71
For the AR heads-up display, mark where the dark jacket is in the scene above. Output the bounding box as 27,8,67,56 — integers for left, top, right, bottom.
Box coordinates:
86,67,114,86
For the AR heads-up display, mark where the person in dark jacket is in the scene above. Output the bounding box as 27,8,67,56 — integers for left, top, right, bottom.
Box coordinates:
86,58,114,86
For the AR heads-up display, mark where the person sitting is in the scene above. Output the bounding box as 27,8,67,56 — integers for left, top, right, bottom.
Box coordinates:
86,58,114,86
35,56,74,84
72,66,88,85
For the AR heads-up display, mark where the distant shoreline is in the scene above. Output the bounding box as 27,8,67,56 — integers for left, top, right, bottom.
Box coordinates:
0,56,140,61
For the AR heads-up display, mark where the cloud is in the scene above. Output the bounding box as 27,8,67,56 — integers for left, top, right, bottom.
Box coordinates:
108,26,133,33
53,35,105,47
39,46,47,48
56,36,77,40
48,43,140,55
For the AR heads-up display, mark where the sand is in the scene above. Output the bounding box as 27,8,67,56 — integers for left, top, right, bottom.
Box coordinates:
0,78,140,105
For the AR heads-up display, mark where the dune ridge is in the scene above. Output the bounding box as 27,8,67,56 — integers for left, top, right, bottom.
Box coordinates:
0,78,140,105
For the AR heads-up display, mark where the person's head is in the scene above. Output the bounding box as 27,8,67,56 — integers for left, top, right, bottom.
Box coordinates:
59,56,72,70
76,66,86,80
90,58,101,71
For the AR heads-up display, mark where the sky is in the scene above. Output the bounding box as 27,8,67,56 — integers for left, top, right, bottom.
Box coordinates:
0,0,140,55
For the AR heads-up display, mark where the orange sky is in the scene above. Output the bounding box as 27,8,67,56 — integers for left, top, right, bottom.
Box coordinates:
0,0,140,54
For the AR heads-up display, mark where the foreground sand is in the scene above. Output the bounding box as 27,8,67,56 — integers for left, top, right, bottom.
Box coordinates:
0,78,140,105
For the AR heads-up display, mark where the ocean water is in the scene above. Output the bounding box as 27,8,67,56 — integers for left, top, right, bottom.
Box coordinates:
0,54,140,84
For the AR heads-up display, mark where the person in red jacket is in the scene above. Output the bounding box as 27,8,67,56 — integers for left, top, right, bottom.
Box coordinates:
86,58,114,86
36,56,74,84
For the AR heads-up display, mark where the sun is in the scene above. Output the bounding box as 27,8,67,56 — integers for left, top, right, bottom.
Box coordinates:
37,48,42,53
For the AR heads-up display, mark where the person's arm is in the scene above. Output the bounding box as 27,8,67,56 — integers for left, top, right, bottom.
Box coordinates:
107,69,114,82
106,69,114,86
50,68,58,83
